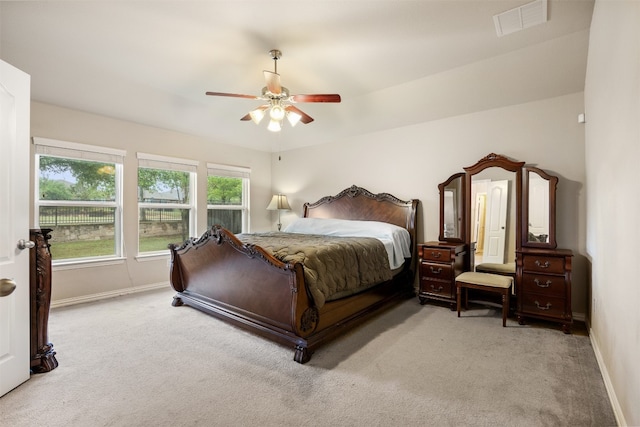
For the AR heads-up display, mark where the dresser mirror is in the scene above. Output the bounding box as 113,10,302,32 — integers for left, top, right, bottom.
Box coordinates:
522,167,558,249
438,153,563,264
464,154,524,268
438,173,465,242
469,167,517,267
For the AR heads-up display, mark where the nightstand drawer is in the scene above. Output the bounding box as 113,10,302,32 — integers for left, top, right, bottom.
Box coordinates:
520,293,566,317
420,279,453,296
521,273,566,297
522,255,565,274
420,262,454,281
421,248,451,262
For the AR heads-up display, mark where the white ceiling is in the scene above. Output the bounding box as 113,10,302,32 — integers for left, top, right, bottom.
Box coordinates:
0,1,594,152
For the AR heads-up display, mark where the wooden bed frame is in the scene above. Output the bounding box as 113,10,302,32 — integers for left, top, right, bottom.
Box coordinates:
169,185,419,363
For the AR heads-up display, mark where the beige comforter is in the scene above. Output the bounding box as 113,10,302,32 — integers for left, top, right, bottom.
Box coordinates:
236,232,392,307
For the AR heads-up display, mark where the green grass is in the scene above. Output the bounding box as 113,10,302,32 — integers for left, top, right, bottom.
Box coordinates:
50,234,186,260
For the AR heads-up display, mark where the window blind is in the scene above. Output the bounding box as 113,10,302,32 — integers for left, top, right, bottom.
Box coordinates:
207,162,250,179
137,152,198,173
33,137,126,164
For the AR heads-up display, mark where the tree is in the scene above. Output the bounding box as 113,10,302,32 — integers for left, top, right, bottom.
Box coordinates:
138,168,190,203
207,176,242,205
38,178,73,201
39,156,115,201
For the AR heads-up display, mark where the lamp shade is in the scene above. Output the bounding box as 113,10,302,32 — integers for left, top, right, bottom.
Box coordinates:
266,194,291,210
267,119,282,132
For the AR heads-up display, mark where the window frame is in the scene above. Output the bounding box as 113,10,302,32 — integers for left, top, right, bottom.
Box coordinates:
206,163,251,233
137,152,198,256
33,137,126,266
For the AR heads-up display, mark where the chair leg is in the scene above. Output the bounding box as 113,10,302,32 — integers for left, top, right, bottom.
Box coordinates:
502,290,509,327
457,283,461,317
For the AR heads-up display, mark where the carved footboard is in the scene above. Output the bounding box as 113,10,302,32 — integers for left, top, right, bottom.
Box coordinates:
169,226,318,361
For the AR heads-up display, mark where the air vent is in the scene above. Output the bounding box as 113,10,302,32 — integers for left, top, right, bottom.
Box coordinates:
493,0,547,37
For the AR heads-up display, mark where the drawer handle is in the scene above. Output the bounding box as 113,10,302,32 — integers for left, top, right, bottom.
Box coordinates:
430,284,444,292
430,266,443,274
534,278,552,288
430,251,441,259
534,301,552,311
535,260,550,269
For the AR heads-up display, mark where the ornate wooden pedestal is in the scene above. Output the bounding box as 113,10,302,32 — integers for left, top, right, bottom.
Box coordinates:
30,228,58,373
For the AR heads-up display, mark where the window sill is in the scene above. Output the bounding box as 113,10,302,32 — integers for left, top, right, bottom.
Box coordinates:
135,252,171,262
52,252,172,270
53,257,126,271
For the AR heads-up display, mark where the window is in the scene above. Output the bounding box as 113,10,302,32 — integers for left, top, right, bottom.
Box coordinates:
137,153,197,254
207,163,250,233
34,137,125,263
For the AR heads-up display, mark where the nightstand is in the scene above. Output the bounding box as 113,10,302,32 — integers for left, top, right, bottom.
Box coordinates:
418,241,466,309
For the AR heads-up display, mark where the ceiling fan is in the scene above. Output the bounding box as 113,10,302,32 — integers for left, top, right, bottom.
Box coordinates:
206,49,341,132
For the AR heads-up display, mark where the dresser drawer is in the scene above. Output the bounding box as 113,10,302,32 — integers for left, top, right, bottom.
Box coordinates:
420,278,453,296
421,248,451,262
520,293,566,317
420,262,454,281
522,255,565,274
521,273,566,297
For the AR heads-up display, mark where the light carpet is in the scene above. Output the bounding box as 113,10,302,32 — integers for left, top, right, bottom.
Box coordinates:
0,287,617,426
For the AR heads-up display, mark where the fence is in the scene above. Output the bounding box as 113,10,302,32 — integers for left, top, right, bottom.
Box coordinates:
39,206,183,226
39,206,115,226
207,209,242,234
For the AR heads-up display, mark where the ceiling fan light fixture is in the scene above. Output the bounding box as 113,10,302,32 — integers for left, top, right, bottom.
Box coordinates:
286,110,302,127
269,104,285,121
249,108,266,124
267,119,282,132
205,49,341,132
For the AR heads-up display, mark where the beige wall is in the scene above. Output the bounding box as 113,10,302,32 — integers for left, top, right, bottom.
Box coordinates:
30,102,273,303
585,1,640,425
272,93,588,317
32,94,590,322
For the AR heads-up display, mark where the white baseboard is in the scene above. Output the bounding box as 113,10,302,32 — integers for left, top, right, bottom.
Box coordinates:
590,328,626,426
51,282,170,309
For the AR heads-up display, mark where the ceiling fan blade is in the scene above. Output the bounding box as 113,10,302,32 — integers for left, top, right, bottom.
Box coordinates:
206,91,259,100
290,94,341,103
263,71,282,95
285,105,314,124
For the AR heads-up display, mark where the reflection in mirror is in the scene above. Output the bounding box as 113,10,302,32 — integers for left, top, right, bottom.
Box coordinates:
522,167,558,248
470,168,516,268
463,153,524,273
527,170,549,242
439,173,464,242
443,190,457,237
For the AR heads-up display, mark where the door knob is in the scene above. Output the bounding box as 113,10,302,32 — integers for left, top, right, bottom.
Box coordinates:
17,239,35,250
0,278,17,297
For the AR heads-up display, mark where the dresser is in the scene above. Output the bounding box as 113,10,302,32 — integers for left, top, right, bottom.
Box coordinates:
516,248,573,333
418,242,466,309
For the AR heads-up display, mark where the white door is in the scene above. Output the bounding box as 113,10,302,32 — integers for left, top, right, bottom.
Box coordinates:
0,60,31,397
482,180,509,264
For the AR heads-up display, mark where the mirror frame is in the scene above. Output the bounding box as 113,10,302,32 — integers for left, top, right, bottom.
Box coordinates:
463,153,525,251
438,172,465,243
522,166,558,249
